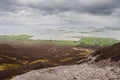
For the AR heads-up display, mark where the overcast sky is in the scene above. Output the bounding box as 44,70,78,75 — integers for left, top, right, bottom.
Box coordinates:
0,0,120,27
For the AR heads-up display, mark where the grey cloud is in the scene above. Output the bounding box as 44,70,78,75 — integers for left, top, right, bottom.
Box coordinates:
85,5,115,15
13,0,120,15
0,0,120,26
0,0,16,12
0,0,120,15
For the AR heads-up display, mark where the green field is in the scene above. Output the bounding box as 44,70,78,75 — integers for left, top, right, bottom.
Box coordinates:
0,35,77,45
0,35,119,46
0,35,33,41
79,37,120,46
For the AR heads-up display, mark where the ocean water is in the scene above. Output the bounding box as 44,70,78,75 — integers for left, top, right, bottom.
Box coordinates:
0,25,120,41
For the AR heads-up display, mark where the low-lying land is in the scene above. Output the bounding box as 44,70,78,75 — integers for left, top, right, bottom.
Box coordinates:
0,35,120,79
0,35,119,46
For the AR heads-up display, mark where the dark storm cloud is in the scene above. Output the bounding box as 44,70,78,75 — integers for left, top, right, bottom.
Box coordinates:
0,0,16,12
85,5,115,15
11,0,120,15
0,0,120,15
85,0,120,15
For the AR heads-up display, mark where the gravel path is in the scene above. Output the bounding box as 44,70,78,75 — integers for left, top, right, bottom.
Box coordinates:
12,64,120,80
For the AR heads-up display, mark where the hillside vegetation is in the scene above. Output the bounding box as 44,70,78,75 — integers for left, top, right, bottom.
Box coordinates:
0,35,119,46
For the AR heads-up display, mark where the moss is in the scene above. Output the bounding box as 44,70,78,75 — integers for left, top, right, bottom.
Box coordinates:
18,60,29,65
0,64,21,71
29,59,49,64
46,61,59,66
79,51,92,56
0,54,17,61
29,59,59,66
59,57,75,62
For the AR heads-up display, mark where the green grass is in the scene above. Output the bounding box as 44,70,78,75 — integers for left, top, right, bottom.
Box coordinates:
45,40,77,45
17,39,77,45
79,37,120,46
0,35,77,45
0,35,33,41
0,35,119,46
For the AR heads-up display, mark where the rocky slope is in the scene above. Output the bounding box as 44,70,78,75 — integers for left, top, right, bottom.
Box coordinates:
12,43,120,80
12,64,120,80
